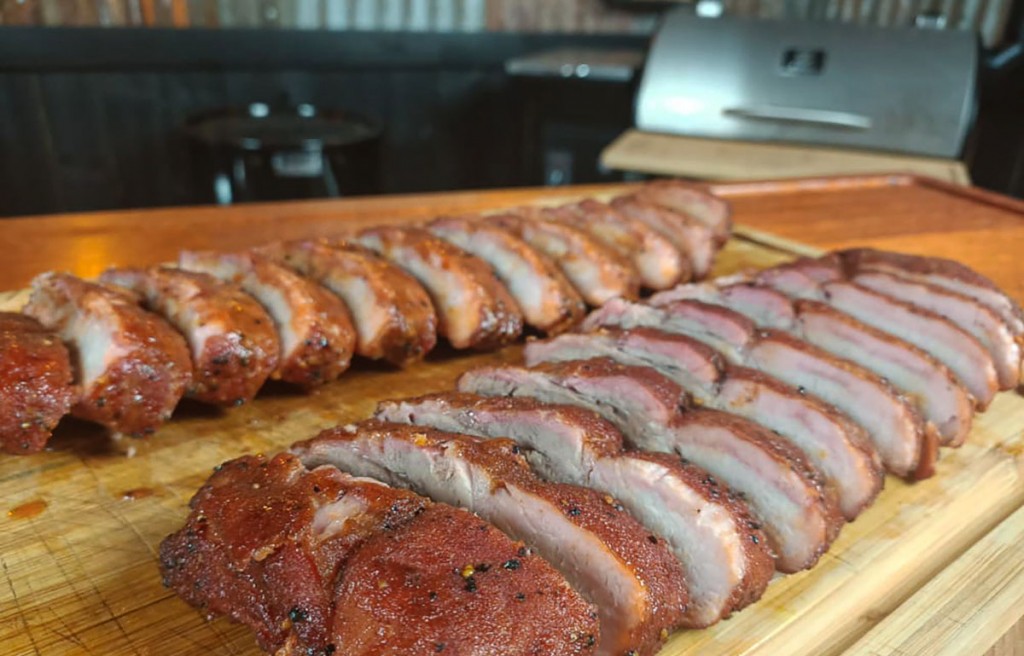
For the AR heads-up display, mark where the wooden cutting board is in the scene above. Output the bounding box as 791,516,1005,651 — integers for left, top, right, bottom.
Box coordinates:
2,176,1023,656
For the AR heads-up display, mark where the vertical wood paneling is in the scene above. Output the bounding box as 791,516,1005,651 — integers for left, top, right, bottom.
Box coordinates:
0,75,60,215
0,57,568,214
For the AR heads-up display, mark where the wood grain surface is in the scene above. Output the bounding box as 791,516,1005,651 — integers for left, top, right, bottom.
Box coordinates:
600,130,972,185
847,502,1024,656
2,175,1023,656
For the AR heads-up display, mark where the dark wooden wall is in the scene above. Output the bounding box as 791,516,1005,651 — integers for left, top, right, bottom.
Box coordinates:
2,26,1022,218
0,28,646,216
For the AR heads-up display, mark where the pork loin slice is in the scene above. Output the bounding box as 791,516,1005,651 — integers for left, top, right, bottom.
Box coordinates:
0,313,76,453
758,259,999,407
335,495,599,655
25,273,191,435
528,329,872,519
650,281,796,330
755,264,823,299
747,331,935,480
355,226,523,350
526,327,724,396
426,215,586,334
748,269,974,446
552,199,691,290
648,283,935,480
630,179,733,245
261,240,437,366
456,358,774,618
524,335,843,564
100,267,278,406
723,365,885,501
852,271,1021,389
489,210,641,305
179,250,356,387
610,195,717,278
160,453,598,656
581,301,882,516
583,297,753,361
819,280,998,408
837,247,1024,338
376,392,774,624
796,300,975,446
293,421,687,655
375,393,624,482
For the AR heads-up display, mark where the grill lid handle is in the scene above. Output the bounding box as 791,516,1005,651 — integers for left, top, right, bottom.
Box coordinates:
722,105,873,130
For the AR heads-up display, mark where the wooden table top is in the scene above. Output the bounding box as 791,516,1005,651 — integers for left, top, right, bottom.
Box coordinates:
2,174,1023,303
2,173,1023,656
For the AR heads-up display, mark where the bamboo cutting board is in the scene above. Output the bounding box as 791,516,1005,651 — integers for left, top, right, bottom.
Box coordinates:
2,176,1023,656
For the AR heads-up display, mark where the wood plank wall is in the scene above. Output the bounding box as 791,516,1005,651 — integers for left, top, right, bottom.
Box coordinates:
0,30,645,217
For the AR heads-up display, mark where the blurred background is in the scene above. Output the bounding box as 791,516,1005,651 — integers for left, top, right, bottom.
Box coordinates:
0,0,1021,217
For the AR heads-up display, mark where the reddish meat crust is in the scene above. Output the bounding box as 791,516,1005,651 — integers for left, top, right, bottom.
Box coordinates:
489,210,642,306
0,313,75,453
627,450,773,617
24,273,192,436
179,250,357,388
100,267,278,406
333,503,599,655
297,420,688,655
427,214,586,335
356,226,524,350
264,239,438,366
160,453,598,656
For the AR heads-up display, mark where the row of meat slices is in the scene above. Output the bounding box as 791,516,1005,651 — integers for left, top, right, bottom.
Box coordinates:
0,180,729,454
161,248,1023,655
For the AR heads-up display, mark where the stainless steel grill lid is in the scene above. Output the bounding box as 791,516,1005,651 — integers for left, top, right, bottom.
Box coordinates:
635,10,978,159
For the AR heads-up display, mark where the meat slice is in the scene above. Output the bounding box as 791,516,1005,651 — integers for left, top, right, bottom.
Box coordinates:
261,240,436,366
795,300,974,447
376,392,775,625
837,247,1024,339
179,250,356,387
629,179,733,245
160,453,598,656
426,215,585,334
355,226,523,350
0,313,75,454
458,360,823,579
649,280,796,330
24,273,191,436
735,269,973,446
610,195,717,279
718,366,882,511
550,199,691,290
819,280,998,408
581,300,883,514
649,284,936,480
747,331,936,480
583,297,753,361
527,327,725,397
100,267,278,406
335,495,598,655
375,392,626,483
851,271,1021,389
757,259,1000,407
293,421,688,654
524,335,843,564
488,209,641,305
